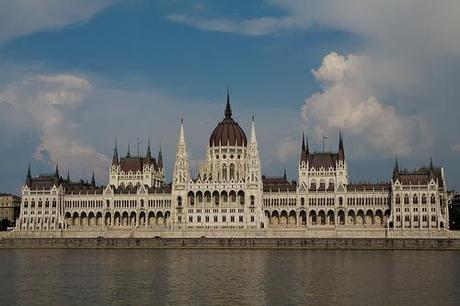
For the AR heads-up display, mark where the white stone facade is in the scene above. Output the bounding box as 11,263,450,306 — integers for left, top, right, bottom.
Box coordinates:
16,96,449,236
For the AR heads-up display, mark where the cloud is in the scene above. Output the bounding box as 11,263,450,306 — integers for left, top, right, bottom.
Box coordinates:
301,52,433,159
276,136,298,163
0,74,109,180
452,144,460,153
0,0,114,43
167,13,298,36
168,1,460,54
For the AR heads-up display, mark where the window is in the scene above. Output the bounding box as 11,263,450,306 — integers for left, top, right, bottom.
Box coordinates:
222,216,226,222
197,216,201,222
251,216,254,222
177,196,182,206
214,216,218,222
231,216,235,222
189,216,193,222
205,216,209,222
239,216,243,222
250,195,255,206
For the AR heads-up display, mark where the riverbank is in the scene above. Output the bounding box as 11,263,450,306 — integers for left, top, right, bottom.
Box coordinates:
1,237,460,249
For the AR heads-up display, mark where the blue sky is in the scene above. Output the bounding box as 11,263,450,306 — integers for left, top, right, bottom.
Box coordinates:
0,0,459,193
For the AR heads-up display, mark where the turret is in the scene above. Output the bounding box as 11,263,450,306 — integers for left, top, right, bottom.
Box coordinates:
112,138,119,165
145,138,153,163
157,145,163,169
91,171,96,187
393,157,400,181
25,165,32,187
172,118,190,187
54,164,60,186
338,130,345,161
126,142,131,158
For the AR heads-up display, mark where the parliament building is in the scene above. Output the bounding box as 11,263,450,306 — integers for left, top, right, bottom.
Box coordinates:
17,93,449,237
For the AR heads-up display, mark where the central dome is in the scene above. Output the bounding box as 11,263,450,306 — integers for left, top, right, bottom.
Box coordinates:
209,93,247,147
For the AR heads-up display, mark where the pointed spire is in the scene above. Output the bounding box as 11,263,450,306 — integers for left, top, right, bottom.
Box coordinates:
306,133,309,155
146,137,152,160
302,131,306,152
91,171,95,187
157,142,163,169
25,165,32,186
250,115,257,143
430,157,434,170
179,118,185,144
112,137,119,165
54,163,60,186
283,167,287,180
54,164,59,178
338,130,345,161
127,142,131,158
393,157,400,181
225,88,232,119
66,170,70,181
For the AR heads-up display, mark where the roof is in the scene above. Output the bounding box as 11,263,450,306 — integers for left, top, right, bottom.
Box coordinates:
396,166,444,187
347,182,391,192
307,152,339,169
263,176,297,192
209,93,247,147
119,156,158,172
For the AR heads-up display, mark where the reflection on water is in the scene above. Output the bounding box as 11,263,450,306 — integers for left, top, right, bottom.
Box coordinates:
0,249,459,305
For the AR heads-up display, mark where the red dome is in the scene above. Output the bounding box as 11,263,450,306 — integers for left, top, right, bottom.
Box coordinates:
209,93,247,147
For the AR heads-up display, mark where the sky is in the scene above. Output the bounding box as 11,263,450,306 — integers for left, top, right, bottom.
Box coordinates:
0,0,459,193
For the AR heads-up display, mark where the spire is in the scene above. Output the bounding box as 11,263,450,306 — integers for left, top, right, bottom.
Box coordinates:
179,118,185,144
146,137,152,160
283,167,287,180
127,142,131,158
250,115,257,143
54,164,60,178
54,163,60,186
430,157,434,170
157,143,163,169
302,131,306,152
225,88,232,119
393,157,400,180
112,137,119,165
25,165,32,187
338,130,345,161
91,171,95,187
66,171,70,181
306,133,309,155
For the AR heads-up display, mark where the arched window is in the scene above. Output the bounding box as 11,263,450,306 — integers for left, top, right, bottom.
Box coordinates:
230,164,235,180
177,196,182,206
222,164,227,181
413,195,418,204
140,199,144,207
301,197,305,206
431,194,436,204
250,195,255,206
339,197,343,206
395,195,400,204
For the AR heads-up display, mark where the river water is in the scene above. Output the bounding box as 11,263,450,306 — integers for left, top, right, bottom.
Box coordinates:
0,249,459,305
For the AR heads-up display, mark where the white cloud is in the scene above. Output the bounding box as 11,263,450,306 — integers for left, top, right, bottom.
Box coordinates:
276,136,298,162
168,1,460,55
0,0,113,43
302,52,433,159
0,74,109,180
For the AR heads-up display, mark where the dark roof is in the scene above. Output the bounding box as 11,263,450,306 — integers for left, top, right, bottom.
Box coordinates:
119,156,158,172
209,93,247,147
308,152,339,169
347,182,391,192
396,166,444,187
263,176,297,192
